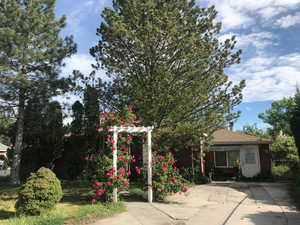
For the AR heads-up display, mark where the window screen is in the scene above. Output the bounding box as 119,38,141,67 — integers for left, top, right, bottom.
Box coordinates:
215,151,227,167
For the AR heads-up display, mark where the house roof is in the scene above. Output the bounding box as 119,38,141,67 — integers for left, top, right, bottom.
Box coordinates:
212,129,272,145
0,143,8,152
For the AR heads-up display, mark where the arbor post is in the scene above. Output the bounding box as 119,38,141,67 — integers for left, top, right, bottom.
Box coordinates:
147,130,153,203
112,128,118,202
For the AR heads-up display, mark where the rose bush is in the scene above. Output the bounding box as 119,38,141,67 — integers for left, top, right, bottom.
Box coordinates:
141,151,188,200
84,106,137,202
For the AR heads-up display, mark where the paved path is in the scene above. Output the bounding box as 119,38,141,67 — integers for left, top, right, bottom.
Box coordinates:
91,182,300,225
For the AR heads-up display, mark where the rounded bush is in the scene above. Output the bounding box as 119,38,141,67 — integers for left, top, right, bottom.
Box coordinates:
15,167,63,215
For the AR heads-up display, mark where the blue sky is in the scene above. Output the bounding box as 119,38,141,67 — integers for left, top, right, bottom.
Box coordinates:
55,0,300,130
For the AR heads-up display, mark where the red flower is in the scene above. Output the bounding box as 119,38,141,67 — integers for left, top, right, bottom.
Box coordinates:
157,188,162,193
183,187,188,193
128,136,133,141
111,139,115,145
163,162,168,167
95,182,101,187
96,188,105,196
119,168,125,175
91,199,97,203
173,166,177,171
107,126,111,130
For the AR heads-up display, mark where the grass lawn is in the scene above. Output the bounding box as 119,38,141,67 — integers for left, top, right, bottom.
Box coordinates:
0,177,125,225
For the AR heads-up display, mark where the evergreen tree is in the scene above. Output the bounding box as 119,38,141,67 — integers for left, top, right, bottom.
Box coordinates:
90,0,245,137
290,89,300,159
20,99,64,178
70,101,84,135
83,85,100,153
0,0,76,184
259,97,294,137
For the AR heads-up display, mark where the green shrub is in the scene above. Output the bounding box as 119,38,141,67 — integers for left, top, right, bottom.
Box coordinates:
179,167,210,184
272,165,293,180
15,167,63,215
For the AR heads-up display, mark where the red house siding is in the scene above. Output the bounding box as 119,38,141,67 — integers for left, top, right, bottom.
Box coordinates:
259,144,271,173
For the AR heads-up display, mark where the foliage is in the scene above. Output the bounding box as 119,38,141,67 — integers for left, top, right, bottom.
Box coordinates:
241,124,271,139
0,0,76,185
272,165,293,180
15,167,63,215
270,135,299,162
70,101,85,135
258,97,294,137
0,178,124,225
0,115,13,145
90,0,245,139
179,167,210,184
17,100,65,179
143,151,188,200
86,106,137,202
83,85,100,153
290,89,300,159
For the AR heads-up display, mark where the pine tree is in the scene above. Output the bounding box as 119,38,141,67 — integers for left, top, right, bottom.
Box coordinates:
0,0,76,184
71,101,85,135
90,0,245,135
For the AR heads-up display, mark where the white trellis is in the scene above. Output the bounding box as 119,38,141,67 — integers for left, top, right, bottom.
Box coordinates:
108,126,154,203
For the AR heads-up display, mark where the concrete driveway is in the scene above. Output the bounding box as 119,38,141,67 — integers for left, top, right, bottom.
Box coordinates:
91,182,300,225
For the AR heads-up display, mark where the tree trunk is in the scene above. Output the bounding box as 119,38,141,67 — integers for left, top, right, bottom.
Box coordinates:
10,90,25,185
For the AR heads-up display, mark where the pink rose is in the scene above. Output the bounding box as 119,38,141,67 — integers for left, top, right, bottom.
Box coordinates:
163,162,168,167
96,188,105,196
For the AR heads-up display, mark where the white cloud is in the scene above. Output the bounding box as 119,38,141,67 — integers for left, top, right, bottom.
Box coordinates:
229,53,300,102
236,32,275,50
62,54,95,77
67,0,110,33
205,0,300,30
276,12,300,28
258,6,287,20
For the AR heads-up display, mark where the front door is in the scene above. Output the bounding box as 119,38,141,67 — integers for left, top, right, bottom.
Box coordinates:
240,145,261,178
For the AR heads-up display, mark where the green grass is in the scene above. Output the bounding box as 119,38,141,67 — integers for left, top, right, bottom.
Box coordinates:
0,177,125,225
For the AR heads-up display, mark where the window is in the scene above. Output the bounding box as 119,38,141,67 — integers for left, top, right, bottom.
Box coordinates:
214,151,240,168
215,151,227,167
228,151,239,167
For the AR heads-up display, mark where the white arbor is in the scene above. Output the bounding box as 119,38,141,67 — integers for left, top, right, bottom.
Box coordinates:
108,126,154,203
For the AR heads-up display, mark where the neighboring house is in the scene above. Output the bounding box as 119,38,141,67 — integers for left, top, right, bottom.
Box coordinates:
0,142,8,170
205,129,272,178
0,142,8,156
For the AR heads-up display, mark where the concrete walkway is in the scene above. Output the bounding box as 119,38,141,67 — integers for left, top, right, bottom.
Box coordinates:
90,182,300,225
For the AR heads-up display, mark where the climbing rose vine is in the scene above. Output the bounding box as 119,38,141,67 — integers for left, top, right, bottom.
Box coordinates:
85,106,137,202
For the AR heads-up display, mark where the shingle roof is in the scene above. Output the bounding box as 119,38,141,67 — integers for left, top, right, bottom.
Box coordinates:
212,129,272,145
0,143,8,152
